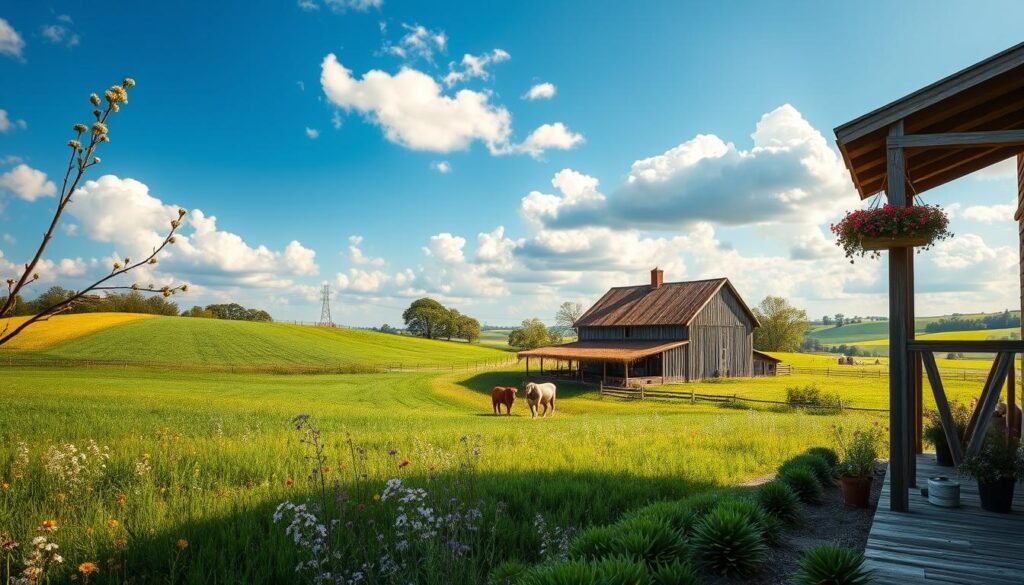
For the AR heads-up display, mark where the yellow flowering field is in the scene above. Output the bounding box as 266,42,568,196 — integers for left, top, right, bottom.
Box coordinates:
0,313,153,351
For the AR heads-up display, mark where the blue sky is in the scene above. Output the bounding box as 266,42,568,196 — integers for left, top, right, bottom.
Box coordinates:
1,1,1023,326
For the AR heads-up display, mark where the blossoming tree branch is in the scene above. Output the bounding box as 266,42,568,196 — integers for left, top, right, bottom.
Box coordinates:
0,78,187,347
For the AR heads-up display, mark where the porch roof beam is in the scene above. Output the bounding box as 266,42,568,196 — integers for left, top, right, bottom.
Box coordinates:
887,129,1024,149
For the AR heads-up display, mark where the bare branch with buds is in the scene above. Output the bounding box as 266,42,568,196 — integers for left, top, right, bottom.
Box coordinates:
0,78,188,346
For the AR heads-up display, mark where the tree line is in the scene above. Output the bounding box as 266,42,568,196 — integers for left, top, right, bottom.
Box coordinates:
401,298,481,342
2,286,271,322
923,310,1020,333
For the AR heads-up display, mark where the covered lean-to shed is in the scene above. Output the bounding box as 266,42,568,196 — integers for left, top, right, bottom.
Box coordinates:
518,269,761,384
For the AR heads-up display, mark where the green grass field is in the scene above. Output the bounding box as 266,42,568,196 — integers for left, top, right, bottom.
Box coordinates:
807,311,1019,346
2,315,511,369
0,315,897,584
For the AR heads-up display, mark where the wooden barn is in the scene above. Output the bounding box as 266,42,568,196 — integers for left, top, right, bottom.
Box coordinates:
518,269,764,384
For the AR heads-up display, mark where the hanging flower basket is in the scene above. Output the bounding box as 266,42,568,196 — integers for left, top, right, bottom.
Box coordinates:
831,203,952,261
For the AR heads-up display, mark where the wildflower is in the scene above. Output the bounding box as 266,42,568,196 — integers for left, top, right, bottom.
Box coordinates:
285,478,294,488
79,561,98,574
176,539,189,550
85,528,94,536
373,493,381,502
56,492,66,502
114,538,127,549
89,93,101,106
356,503,366,513
388,448,398,456
398,458,410,468
73,123,88,133
1,538,17,550
91,122,108,135
93,156,101,164
68,139,81,149
39,519,58,532
107,519,119,529
122,78,135,88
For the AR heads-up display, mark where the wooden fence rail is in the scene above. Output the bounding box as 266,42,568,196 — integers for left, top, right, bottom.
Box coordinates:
599,381,889,412
788,365,1015,383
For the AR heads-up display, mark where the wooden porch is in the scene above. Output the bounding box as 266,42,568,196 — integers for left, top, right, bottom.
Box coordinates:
865,454,1024,584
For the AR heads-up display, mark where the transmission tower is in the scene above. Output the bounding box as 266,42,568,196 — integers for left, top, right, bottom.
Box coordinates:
318,284,334,327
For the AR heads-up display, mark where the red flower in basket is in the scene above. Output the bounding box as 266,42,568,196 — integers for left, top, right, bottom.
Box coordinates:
832,203,951,261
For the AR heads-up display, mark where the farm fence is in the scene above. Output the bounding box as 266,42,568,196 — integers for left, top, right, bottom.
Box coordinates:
786,365,1014,383
597,382,889,413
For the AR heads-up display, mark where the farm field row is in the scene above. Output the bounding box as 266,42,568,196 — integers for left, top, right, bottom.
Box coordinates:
0,365,874,583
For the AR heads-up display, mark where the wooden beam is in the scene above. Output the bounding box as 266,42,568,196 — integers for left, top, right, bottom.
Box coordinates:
964,357,998,440
965,352,1014,458
887,129,1024,149
1009,358,1017,438
886,121,911,512
921,352,965,465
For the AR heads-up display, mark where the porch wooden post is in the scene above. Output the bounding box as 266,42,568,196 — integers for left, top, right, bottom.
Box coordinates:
887,121,911,512
526,356,530,378
602,361,607,385
1008,360,1017,438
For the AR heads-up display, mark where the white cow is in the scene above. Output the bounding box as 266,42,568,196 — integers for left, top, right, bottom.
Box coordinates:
524,382,557,419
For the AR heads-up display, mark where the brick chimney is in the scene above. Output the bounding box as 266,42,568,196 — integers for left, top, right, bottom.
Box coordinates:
650,267,664,289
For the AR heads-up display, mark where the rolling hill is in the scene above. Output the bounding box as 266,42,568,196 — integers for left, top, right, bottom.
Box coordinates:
1,313,512,368
807,311,1020,346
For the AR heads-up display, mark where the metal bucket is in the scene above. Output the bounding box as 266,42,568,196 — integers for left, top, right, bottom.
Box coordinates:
927,476,960,508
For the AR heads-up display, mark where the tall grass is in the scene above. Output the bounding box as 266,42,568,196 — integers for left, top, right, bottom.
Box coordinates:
0,313,153,350
0,366,882,583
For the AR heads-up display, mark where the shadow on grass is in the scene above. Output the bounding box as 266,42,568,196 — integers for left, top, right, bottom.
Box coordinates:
456,371,597,400
121,469,719,585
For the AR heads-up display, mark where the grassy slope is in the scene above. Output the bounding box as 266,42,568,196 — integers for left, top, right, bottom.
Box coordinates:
11,314,510,367
807,311,1019,345
0,313,154,350
0,366,870,583
856,327,1020,347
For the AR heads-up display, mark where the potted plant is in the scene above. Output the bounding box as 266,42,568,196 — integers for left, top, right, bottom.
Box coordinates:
831,203,952,260
834,424,883,508
958,436,1024,513
923,401,970,467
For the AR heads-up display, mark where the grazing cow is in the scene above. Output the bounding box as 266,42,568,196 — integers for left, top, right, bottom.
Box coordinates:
524,382,557,419
491,386,518,415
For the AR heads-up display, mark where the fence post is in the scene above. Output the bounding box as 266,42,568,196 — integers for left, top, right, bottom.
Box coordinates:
641,385,645,400
599,381,603,396
690,390,695,404
839,399,844,412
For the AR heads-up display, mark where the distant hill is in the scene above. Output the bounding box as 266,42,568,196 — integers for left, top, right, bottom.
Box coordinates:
2,313,512,368
807,311,1020,346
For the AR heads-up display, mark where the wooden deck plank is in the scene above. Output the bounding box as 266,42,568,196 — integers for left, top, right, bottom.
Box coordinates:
864,455,1024,584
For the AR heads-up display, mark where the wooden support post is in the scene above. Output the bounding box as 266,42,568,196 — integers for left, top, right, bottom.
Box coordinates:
526,356,530,379
1008,358,1016,438
624,360,629,388
886,121,911,512
965,352,1013,457
921,352,965,465
602,361,607,385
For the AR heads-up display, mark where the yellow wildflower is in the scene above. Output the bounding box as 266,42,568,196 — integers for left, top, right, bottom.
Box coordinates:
176,539,189,550
78,562,98,575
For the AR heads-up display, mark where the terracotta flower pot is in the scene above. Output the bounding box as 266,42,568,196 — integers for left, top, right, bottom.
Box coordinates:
977,477,1016,513
840,475,873,508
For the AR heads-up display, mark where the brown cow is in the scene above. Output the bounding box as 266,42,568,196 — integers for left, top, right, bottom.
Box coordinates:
491,386,518,415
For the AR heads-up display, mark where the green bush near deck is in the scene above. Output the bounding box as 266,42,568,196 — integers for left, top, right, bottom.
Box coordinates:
779,466,824,504
649,559,703,585
805,446,841,472
607,516,689,567
618,501,698,540
756,480,803,525
489,560,529,585
793,544,873,585
781,453,834,486
691,506,766,576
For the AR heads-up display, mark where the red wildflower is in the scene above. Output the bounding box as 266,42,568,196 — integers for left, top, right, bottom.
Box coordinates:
398,459,410,468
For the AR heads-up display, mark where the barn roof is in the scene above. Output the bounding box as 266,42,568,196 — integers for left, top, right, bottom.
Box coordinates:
752,350,782,363
835,42,1024,199
517,340,688,363
574,278,759,328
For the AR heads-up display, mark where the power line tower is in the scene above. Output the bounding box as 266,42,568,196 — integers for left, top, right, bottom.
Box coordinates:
318,284,334,327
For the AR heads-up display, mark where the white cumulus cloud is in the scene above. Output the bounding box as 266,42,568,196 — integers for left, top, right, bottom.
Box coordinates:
0,18,25,60
523,82,556,100
347,235,385,266
443,48,510,86
516,123,585,158
431,161,451,173
0,164,56,201
0,109,27,133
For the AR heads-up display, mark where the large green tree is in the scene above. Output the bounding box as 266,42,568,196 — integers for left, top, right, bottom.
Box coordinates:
753,296,810,352
507,318,553,350
402,298,448,339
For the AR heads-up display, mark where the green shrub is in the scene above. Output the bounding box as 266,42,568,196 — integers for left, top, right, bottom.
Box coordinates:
786,384,842,412
793,544,873,585
489,560,529,585
609,516,688,567
620,501,697,540
806,446,840,471
715,498,781,546
649,559,702,585
756,480,802,524
681,492,721,517
781,453,833,486
691,507,766,576
593,555,649,585
568,525,617,561
779,466,823,504
518,560,595,585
